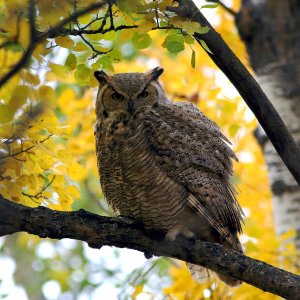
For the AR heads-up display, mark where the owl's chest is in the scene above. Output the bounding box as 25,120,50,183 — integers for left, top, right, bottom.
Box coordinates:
96,126,186,230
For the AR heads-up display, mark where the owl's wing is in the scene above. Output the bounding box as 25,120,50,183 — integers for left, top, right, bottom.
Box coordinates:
142,102,243,243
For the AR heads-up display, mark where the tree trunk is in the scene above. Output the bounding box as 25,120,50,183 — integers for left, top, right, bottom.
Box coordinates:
236,0,300,247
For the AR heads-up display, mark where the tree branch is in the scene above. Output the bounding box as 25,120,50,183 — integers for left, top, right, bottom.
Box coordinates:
167,0,300,186
0,196,300,298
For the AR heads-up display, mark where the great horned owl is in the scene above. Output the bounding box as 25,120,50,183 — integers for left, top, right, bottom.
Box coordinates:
94,67,243,286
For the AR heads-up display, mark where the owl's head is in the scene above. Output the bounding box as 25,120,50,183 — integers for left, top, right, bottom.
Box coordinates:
94,67,166,120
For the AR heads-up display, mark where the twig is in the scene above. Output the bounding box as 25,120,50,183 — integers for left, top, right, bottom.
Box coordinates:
206,0,236,16
78,33,110,59
22,175,55,200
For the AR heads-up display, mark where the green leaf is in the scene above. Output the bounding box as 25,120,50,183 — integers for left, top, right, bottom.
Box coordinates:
184,34,194,45
132,33,152,49
74,64,91,85
191,50,196,68
159,20,169,27
201,4,218,9
109,49,122,61
199,39,213,54
4,42,23,52
195,26,210,35
65,53,77,71
164,34,185,54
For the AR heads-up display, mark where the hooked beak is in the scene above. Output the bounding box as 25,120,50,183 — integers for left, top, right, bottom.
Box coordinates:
128,101,135,115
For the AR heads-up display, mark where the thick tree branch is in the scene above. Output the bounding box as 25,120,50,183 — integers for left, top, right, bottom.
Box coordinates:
168,0,300,186
0,196,300,299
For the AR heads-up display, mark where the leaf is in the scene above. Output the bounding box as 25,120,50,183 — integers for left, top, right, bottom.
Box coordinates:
132,33,152,49
93,56,113,70
199,39,213,54
55,36,74,48
0,105,14,123
201,4,218,9
163,34,185,54
195,26,210,35
24,72,40,85
3,42,23,52
229,124,240,137
9,86,29,110
191,50,196,68
49,62,67,77
184,34,194,45
38,86,55,108
74,64,92,85
73,42,88,52
65,53,77,71
131,284,144,299
117,0,147,13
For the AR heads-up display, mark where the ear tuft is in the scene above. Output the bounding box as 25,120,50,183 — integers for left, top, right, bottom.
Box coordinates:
146,67,164,81
94,70,109,85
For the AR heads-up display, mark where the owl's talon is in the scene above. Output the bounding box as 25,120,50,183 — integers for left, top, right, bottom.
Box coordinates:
118,215,135,224
174,233,196,251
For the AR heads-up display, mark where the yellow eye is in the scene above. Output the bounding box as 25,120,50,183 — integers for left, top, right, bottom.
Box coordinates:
137,90,148,99
112,91,124,101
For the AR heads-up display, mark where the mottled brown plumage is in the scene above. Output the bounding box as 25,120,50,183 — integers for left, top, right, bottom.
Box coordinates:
94,67,244,286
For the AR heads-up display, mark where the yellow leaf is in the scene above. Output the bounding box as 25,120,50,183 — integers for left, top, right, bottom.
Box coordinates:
9,85,29,111
55,36,74,49
49,62,67,77
73,42,88,52
131,284,144,299
65,185,80,199
0,105,14,123
38,85,55,108
24,72,40,86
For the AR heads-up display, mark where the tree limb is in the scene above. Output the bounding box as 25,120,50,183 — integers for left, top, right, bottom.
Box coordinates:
167,0,300,186
0,196,300,299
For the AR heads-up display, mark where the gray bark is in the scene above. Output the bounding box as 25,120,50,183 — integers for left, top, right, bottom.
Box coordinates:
236,0,300,247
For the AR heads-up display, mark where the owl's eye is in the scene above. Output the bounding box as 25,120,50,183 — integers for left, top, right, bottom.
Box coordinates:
137,90,149,99
112,91,124,101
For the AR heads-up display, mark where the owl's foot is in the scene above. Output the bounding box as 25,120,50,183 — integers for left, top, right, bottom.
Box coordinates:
117,215,135,224
175,233,196,251
166,227,196,252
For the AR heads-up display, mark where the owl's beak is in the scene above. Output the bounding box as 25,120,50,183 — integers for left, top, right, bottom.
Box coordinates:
128,101,135,115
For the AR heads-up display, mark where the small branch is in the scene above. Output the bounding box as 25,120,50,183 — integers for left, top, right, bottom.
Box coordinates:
78,33,110,59
22,175,55,200
0,134,53,161
168,0,300,186
50,24,138,38
206,0,236,16
0,196,299,298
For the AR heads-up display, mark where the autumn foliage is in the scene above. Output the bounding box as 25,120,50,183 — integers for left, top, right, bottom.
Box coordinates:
0,0,298,299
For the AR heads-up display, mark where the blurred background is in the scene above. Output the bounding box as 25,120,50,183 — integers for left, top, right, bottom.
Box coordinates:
0,0,299,299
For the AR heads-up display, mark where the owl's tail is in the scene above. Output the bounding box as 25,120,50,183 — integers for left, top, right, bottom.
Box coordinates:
187,237,243,287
